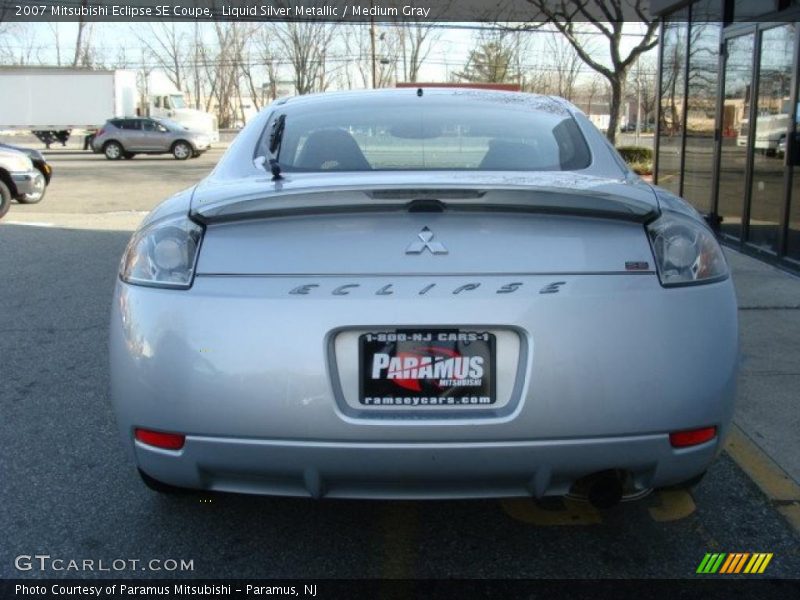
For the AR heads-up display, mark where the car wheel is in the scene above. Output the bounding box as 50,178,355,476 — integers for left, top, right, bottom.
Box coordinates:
123,152,136,160
104,141,123,160
16,170,47,204
172,141,192,160
0,180,11,219
138,469,191,495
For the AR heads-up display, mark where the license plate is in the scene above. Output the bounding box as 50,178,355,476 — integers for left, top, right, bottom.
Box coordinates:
359,330,496,408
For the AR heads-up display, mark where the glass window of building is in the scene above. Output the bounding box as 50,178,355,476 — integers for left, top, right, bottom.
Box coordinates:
748,24,795,254
717,33,755,241
682,1,723,212
656,9,689,195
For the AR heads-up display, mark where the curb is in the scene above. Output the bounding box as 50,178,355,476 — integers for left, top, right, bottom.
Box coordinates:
725,424,800,534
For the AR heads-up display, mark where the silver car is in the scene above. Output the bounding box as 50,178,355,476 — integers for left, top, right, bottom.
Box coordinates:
92,117,210,160
110,89,738,507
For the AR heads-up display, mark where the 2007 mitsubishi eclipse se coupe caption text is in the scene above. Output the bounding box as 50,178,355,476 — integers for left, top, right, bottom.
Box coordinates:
109,88,738,508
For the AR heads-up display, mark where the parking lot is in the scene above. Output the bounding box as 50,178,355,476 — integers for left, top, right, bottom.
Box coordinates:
1,139,799,579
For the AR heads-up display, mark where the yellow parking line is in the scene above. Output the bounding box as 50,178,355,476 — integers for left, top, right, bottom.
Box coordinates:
647,490,697,522
725,424,800,533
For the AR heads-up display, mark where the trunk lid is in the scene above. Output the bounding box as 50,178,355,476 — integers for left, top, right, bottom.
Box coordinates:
191,173,658,276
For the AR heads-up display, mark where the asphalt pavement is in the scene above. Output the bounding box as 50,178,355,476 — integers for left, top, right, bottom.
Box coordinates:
0,139,799,580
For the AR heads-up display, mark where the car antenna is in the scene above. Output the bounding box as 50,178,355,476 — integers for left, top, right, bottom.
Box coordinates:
267,114,286,181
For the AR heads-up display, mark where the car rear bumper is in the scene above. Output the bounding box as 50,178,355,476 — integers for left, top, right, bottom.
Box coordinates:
135,431,719,499
111,272,738,498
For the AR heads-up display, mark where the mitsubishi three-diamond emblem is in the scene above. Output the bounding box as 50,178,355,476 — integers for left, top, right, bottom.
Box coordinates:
405,227,448,255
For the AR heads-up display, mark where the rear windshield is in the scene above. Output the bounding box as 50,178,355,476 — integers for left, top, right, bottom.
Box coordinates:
259,98,591,172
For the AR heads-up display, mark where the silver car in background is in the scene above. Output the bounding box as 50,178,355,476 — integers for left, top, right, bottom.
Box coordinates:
110,89,738,508
92,117,210,160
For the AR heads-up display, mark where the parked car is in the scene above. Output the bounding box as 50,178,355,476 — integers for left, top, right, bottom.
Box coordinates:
0,147,43,218
0,142,52,204
110,89,738,508
91,117,210,161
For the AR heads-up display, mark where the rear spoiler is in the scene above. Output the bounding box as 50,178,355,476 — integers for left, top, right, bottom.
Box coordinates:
191,186,659,225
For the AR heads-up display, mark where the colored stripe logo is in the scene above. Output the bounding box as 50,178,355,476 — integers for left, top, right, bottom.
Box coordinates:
696,553,773,574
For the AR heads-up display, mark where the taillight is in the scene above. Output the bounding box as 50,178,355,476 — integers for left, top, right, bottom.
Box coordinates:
135,428,185,450
120,214,204,289
647,211,729,286
669,426,717,448
96,128,105,137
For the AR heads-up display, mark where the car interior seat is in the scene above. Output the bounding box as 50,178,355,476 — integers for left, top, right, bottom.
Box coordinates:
478,139,554,170
295,128,372,171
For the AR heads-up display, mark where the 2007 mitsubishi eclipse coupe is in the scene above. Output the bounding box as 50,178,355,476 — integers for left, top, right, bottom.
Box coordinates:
110,89,738,507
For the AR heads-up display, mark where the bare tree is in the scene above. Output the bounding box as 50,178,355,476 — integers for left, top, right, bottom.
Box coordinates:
206,22,253,127
0,23,39,65
72,0,93,67
190,22,207,110
580,75,605,116
546,33,582,102
522,62,552,94
627,54,657,129
660,21,685,137
74,23,97,67
395,22,440,83
136,50,155,116
340,25,367,89
134,23,189,91
340,24,393,89
257,30,282,102
47,23,64,66
524,0,659,143
271,21,335,95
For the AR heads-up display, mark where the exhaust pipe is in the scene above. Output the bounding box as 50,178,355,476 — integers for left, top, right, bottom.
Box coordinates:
586,470,624,509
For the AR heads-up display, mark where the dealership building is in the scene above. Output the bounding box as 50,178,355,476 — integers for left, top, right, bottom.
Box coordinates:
651,0,799,270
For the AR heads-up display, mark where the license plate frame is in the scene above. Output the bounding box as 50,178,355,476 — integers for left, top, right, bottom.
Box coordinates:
358,329,496,408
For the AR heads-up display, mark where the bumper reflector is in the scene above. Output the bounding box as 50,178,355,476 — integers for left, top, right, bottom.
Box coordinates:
670,426,717,448
135,428,185,450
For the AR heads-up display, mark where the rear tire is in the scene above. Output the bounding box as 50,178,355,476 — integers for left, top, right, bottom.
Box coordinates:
172,141,192,160
138,469,191,495
0,180,11,219
104,141,123,160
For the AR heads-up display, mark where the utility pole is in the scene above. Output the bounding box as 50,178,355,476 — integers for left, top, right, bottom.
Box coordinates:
370,14,378,89
635,55,642,146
